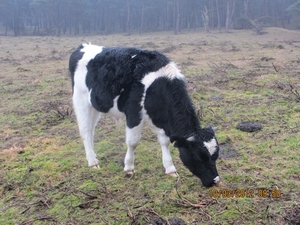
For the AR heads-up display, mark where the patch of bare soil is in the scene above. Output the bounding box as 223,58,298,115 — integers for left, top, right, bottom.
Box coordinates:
218,141,238,159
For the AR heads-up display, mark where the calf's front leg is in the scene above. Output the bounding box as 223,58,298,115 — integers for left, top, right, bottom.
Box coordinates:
157,132,177,177
124,124,143,175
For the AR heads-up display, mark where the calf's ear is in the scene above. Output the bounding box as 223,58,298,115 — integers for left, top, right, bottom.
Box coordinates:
186,136,195,141
170,136,192,148
169,135,178,143
205,125,218,132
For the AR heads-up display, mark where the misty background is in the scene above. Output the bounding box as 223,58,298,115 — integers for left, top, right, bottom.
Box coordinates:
0,0,299,37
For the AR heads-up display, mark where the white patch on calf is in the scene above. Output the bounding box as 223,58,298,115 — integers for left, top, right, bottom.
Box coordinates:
72,43,104,167
107,95,125,127
141,62,184,90
74,44,103,93
140,62,184,107
204,138,217,156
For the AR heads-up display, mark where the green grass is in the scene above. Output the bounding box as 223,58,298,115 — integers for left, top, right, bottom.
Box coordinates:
0,28,300,224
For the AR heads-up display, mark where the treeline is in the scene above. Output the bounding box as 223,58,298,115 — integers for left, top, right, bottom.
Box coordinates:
0,0,300,36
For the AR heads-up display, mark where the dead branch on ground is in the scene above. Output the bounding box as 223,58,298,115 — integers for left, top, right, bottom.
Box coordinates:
208,60,237,74
272,62,279,72
288,82,300,102
20,215,56,225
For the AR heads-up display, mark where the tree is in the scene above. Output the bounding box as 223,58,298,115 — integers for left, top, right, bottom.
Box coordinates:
202,6,209,33
0,0,298,36
0,0,30,36
287,0,300,12
126,0,131,35
225,0,236,33
174,0,180,34
215,0,221,32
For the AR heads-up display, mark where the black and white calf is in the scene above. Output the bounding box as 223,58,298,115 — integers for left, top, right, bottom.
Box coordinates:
69,43,220,187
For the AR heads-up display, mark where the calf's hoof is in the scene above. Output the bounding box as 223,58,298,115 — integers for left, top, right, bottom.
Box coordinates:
167,172,178,177
90,165,100,169
125,170,134,178
215,181,225,188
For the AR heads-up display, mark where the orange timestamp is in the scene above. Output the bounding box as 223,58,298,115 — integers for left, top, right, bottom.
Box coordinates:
209,189,281,198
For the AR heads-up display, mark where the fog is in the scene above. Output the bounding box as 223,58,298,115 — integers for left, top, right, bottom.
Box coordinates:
0,0,299,36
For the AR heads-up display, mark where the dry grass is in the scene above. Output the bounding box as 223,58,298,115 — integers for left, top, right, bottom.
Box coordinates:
0,27,300,224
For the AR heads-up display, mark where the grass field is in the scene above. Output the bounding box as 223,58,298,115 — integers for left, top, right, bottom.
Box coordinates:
0,27,300,225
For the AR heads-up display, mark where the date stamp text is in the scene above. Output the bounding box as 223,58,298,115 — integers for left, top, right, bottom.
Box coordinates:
209,189,281,198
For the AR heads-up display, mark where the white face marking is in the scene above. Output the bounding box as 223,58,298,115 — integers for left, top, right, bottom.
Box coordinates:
204,138,217,156
131,54,137,58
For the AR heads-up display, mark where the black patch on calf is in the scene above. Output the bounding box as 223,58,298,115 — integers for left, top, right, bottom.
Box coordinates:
145,77,220,186
69,45,84,90
83,47,170,127
145,77,200,137
120,82,144,128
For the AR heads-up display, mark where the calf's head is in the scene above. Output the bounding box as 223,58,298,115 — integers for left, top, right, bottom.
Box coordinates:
170,126,220,187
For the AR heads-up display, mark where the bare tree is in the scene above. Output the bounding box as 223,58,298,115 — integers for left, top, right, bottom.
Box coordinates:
244,0,249,17
126,0,131,35
202,6,209,33
174,0,180,35
225,0,236,33
139,0,145,33
215,0,221,32
48,0,66,36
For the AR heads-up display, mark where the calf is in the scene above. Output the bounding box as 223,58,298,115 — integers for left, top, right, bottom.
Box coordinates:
69,43,220,187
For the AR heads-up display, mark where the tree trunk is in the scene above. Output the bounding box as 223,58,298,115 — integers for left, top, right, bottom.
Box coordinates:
202,6,209,33
174,0,180,35
139,0,145,34
244,0,249,17
126,0,131,35
225,1,230,33
215,0,221,32
225,0,236,33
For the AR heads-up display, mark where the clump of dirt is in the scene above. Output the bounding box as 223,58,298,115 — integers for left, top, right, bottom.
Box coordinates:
283,205,300,224
236,121,262,132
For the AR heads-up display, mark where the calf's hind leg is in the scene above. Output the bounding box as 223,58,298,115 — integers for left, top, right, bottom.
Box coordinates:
73,90,101,168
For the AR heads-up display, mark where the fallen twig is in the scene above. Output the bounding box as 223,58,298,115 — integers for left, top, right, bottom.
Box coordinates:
174,172,181,199
99,214,110,225
77,190,98,199
75,199,102,209
148,208,170,225
272,62,279,72
133,200,151,209
20,215,55,225
171,196,217,209
288,82,300,102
